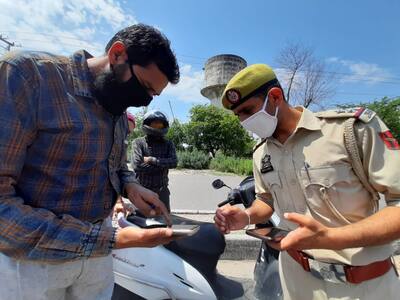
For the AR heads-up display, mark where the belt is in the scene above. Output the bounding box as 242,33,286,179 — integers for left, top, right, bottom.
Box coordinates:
287,249,393,284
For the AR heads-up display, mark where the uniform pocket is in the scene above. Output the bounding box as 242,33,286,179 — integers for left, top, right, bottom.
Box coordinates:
300,164,368,225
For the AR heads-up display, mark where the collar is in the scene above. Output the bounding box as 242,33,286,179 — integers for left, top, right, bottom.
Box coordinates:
267,106,321,146
69,50,95,99
295,106,322,132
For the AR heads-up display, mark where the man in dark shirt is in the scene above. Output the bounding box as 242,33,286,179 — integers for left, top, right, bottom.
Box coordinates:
0,24,179,299
132,111,177,211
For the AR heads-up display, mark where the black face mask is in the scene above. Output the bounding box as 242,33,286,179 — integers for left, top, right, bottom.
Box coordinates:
93,63,153,116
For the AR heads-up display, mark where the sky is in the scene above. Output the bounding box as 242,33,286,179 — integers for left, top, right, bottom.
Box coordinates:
1,0,399,122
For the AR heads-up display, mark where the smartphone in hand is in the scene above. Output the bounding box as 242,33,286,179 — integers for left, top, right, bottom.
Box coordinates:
171,225,200,237
246,227,290,242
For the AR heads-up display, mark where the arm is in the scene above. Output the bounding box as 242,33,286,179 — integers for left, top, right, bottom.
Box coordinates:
214,156,274,233
0,61,114,261
152,141,178,169
131,139,162,173
277,116,400,251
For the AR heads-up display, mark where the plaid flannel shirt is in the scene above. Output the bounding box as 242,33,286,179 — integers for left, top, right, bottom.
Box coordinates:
0,50,137,262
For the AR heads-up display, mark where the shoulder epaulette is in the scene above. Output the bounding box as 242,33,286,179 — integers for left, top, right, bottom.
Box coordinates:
315,107,376,123
253,138,267,153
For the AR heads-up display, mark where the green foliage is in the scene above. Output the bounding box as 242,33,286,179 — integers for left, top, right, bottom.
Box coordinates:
338,97,400,141
177,149,211,169
126,109,147,155
186,105,255,157
209,153,253,176
166,119,188,151
364,97,400,141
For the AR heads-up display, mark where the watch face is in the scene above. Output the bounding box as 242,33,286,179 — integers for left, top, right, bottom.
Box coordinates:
226,89,241,104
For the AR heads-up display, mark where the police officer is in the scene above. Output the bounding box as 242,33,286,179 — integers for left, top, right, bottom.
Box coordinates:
214,64,400,299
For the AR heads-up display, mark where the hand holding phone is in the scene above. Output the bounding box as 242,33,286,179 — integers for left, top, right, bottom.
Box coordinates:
246,227,290,242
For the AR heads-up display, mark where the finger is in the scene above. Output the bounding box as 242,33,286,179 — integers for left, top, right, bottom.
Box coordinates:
266,240,284,251
221,206,239,217
215,209,226,222
141,192,172,226
134,196,152,216
214,212,226,225
284,212,313,228
214,215,226,228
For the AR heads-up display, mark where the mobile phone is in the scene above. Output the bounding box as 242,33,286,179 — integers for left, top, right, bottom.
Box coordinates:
171,225,200,237
246,227,290,242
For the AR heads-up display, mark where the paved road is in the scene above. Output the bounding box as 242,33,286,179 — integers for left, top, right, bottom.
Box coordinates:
169,169,245,211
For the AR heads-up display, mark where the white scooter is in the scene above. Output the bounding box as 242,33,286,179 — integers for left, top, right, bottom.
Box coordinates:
111,177,282,300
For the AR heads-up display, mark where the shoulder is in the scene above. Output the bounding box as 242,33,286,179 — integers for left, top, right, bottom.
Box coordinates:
1,51,66,82
315,107,376,124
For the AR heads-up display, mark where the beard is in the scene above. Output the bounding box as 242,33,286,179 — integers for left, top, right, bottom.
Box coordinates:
92,69,130,116
92,65,153,116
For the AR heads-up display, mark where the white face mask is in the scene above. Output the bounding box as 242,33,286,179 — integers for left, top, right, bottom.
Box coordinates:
240,96,279,139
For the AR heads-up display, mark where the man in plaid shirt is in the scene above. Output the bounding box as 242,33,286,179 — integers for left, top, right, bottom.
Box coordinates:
0,24,179,299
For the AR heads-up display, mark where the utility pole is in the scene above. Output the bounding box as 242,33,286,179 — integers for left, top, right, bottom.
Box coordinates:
168,100,176,121
0,34,20,52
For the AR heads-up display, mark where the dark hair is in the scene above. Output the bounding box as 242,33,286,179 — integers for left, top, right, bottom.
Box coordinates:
106,23,180,84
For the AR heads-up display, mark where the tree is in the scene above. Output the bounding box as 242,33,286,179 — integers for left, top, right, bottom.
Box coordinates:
186,105,255,157
276,43,335,108
166,119,188,151
126,108,147,156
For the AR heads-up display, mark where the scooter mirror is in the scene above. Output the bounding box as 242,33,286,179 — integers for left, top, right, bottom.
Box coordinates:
212,179,225,189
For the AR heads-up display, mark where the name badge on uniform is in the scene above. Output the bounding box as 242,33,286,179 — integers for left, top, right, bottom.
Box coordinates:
261,153,274,173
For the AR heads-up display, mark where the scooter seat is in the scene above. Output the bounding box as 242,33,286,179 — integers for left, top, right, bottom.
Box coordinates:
124,213,226,278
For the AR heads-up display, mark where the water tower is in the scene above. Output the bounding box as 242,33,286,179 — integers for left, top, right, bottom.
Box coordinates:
201,54,247,107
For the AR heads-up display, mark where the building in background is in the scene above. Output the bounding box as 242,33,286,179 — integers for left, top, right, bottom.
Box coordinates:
201,54,247,107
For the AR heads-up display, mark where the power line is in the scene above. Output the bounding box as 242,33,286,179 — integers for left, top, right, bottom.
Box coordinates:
0,34,20,51
4,30,400,85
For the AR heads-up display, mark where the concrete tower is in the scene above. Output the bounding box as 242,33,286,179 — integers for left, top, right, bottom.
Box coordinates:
201,54,247,107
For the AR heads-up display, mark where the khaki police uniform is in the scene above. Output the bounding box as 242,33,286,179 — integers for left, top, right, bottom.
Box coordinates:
253,106,400,299
221,64,400,300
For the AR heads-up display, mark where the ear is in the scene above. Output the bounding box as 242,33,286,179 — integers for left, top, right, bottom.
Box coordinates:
107,41,129,65
267,87,284,106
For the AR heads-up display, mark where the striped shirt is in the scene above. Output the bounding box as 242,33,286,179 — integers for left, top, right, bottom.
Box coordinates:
0,50,137,262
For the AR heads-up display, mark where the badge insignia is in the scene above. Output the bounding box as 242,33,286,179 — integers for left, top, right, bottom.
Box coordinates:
226,89,241,104
379,131,400,150
355,107,376,123
261,153,274,173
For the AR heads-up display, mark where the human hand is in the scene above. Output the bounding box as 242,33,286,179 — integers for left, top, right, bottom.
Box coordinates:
267,213,332,251
114,226,174,249
113,197,135,219
125,183,171,226
214,205,249,234
144,156,156,164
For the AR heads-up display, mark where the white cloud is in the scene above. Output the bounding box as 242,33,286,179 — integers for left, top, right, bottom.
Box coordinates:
164,64,208,104
327,57,394,84
0,0,137,55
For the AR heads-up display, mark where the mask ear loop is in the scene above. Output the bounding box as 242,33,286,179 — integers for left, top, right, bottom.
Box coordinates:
263,92,279,117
